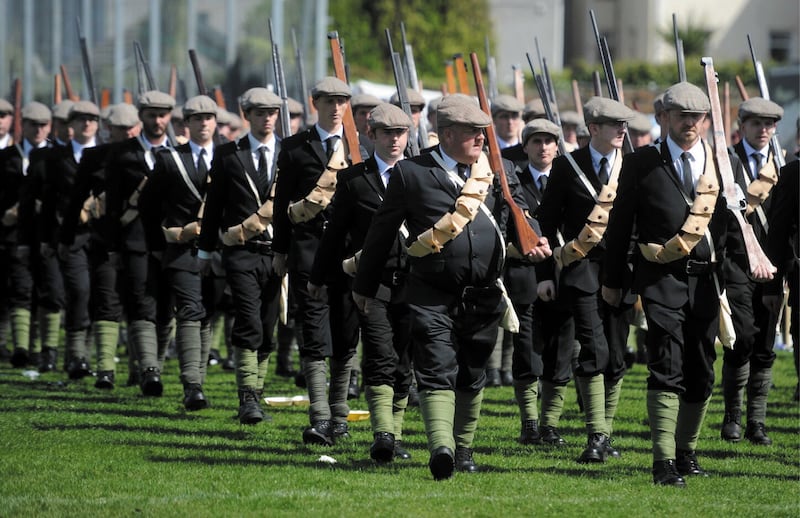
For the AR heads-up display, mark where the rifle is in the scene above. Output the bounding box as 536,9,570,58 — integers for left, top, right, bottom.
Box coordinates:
673,13,687,82
270,19,292,139
131,40,176,146
445,61,456,94
76,17,98,106
292,28,313,128
213,88,227,110
386,28,420,157
747,34,786,169
168,65,177,100
571,79,584,119
702,57,774,277
400,22,429,148
591,71,602,97
734,75,749,101
187,49,207,96
53,74,62,105
100,88,111,108
327,32,362,165
485,35,499,101
470,52,540,253
12,78,22,145
60,65,79,101
454,54,469,95
512,65,524,103
527,53,568,156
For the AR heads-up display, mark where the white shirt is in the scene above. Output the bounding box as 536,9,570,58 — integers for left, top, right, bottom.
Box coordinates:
666,136,704,186
374,154,394,188
248,132,275,180
527,163,550,190
588,144,617,179
189,140,214,171
315,124,343,155
741,138,770,180
139,134,169,170
437,146,468,187
71,137,97,164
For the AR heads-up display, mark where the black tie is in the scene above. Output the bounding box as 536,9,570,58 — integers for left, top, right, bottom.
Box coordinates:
196,148,208,179
538,174,548,192
680,151,695,198
326,135,340,161
257,146,269,194
751,152,763,180
456,163,469,181
598,157,609,185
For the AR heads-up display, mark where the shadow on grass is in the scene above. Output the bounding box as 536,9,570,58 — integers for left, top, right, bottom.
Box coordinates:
31,421,253,440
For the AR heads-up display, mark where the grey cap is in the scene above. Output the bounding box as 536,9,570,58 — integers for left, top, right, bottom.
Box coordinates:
21,101,52,123
99,104,112,121
228,112,243,130
311,77,352,99
491,94,524,116
738,97,783,122
216,109,232,125
368,103,412,130
521,118,561,144
68,100,100,120
389,89,425,108
583,97,636,124
437,94,491,128
183,95,218,117
523,99,546,120
577,124,590,138
240,88,281,111
559,110,582,127
52,100,75,121
107,103,140,127
628,111,653,134
171,106,184,121
351,93,382,109
287,97,304,115
427,96,442,114
0,98,12,114
662,82,710,113
137,90,175,110
653,93,665,114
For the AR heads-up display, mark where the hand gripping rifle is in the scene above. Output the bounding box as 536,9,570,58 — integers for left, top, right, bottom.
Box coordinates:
327,32,362,165
386,28,420,157
269,19,292,139
702,57,775,277
470,52,540,253
747,35,786,169
400,22,429,149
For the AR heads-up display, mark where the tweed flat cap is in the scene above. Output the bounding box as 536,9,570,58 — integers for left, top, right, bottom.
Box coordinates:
662,82,710,113
738,97,783,121
652,93,665,114
21,102,52,123
99,105,112,121
628,112,653,134
351,93,382,109
311,77,352,99
583,97,636,124
521,118,561,144
577,124,590,138
0,98,12,114
427,96,442,114
183,95,218,117
216,109,232,125
137,90,175,110
228,113,243,130
368,103,412,130
240,88,281,111
437,94,491,128
52,100,75,121
491,94,524,116
390,88,426,109
559,110,583,126
171,106,184,121
68,100,100,120
523,99,546,120
286,97,304,115
107,103,140,127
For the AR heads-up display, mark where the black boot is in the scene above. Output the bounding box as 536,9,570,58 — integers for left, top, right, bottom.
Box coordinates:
237,388,265,424
518,419,542,445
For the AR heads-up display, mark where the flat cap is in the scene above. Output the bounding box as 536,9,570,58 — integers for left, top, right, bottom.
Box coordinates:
171,106,184,121
521,118,561,144
216,109,232,125
21,102,52,123
662,82,710,113
183,95,218,117
738,97,783,121
628,111,653,134
107,103,140,127
240,88,281,111
427,96,442,114
491,94,524,116
52,100,75,121
559,110,582,126
577,124,590,138
368,103,412,130
137,90,175,110
351,93,382,109
523,99,546,120
390,89,425,108
583,97,636,124
311,77,352,99
68,100,100,120
652,93,665,114
287,97,304,115
437,94,491,128
228,112,243,130
0,98,12,114
99,104,112,122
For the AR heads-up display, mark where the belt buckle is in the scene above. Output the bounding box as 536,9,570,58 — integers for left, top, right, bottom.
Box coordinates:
391,271,402,286
685,259,707,275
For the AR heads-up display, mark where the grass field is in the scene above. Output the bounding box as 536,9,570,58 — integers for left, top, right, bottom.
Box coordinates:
0,346,798,517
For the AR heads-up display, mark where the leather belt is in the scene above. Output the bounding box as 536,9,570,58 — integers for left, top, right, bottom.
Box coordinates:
685,259,713,276
381,270,407,287
240,240,273,255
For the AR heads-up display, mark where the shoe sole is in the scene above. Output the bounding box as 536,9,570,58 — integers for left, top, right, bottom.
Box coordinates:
303,432,333,446
429,453,455,480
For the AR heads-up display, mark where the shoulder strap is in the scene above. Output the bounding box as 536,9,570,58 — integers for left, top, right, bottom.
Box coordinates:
169,149,203,202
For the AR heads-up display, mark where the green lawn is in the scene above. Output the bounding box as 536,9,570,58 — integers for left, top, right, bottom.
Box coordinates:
0,347,798,517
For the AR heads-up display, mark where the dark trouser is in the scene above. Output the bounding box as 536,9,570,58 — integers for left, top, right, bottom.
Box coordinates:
169,269,207,323
224,255,281,353
36,251,64,312
511,302,541,384
359,288,413,397
535,298,576,386
641,294,718,402
119,251,157,322
723,280,778,370
0,245,33,310
88,243,122,322
59,244,91,331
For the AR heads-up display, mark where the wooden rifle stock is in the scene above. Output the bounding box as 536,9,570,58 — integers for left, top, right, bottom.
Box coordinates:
454,54,470,95
213,87,226,110
61,65,79,101
702,57,773,276
123,89,133,105
12,78,22,145
735,75,749,101
470,52,540,253
53,74,62,105
571,79,583,118
512,66,524,103
168,65,177,100
100,88,110,108
445,62,456,94
327,32,362,165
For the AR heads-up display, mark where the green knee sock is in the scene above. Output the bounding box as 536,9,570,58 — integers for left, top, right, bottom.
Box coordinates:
94,320,119,373
540,381,567,428
303,358,330,423
675,396,711,452
329,357,353,424
647,390,679,461
176,320,202,386
39,310,61,349
746,367,772,424
454,388,484,449
576,374,608,435
365,384,394,434
418,389,456,453
199,321,212,383
604,377,624,436
66,328,89,361
514,381,539,423
156,318,175,369
256,351,271,392
392,395,409,441
11,307,31,351
130,320,158,371
722,361,749,412
236,348,259,390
